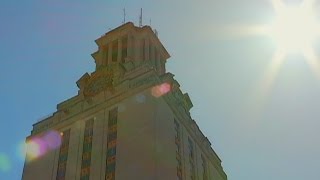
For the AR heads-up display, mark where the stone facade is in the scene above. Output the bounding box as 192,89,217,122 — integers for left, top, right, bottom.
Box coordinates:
22,22,227,180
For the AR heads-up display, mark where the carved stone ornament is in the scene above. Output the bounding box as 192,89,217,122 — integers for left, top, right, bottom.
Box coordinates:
83,68,114,97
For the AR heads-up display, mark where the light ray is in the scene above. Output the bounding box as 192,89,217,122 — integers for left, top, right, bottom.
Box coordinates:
247,50,286,122
263,50,286,90
226,25,270,37
258,50,286,100
229,0,320,122
301,0,316,8
271,0,285,14
210,24,270,39
303,47,320,78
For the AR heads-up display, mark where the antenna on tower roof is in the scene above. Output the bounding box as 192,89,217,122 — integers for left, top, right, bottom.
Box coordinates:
123,8,126,24
154,29,158,37
139,8,143,27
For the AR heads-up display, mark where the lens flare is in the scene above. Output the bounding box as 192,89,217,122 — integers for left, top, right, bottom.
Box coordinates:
24,130,62,162
25,140,41,161
135,94,146,103
17,141,27,161
0,153,11,172
151,83,171,98
43,130,62,149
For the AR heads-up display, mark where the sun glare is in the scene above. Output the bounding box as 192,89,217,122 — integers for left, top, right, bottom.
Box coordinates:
226,0,320,114
268,0,320,54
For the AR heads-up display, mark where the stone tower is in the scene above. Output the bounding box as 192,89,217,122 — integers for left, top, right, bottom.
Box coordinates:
22,22,227,180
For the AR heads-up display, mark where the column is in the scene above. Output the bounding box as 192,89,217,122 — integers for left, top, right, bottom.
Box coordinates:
108,44,112,65
103,44,108,66
160,56,165,74
150,44,155,67
127,34,133,61
134,37,140,61
117,38,122,63
144,38,149,61
156,53,160,73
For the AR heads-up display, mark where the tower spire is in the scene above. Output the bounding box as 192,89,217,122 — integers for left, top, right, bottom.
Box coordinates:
139,8,143,27
123,8,126,24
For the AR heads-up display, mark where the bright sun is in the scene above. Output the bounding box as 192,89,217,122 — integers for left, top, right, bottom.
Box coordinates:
269,0,320,54
216,0,320,112
218,0,320,85
230,0,320,105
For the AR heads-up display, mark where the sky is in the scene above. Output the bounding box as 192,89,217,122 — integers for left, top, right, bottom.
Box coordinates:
1,0,320,179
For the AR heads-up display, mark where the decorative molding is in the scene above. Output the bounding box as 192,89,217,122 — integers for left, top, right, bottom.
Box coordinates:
83,67,114,97
161,73,193,114
32,70,159,134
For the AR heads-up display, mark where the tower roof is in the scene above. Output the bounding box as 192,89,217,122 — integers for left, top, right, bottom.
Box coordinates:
95,22,170,60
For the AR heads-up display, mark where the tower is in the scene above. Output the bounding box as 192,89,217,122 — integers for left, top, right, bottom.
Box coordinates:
22,22,227,180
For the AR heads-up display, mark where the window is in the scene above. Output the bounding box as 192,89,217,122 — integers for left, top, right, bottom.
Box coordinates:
174,119,183,180
202,155,208,180
121,35,128,63
84,136,92,143
107,147,116,156
112,40,118,62
84,128,93,136
80,175,89,180
105,107,118,180
107,156,116,164
104,44,109,65
188,137,195,179
149,43,152,61
154,46,157,56
159,55,165,73
108,125,117,133
58,154,68,162
108,140,116,148
56,129,70,180
107,163,116,172
81,160,91,167
80,119,94,179
107,132,117,141
142,39,145,61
